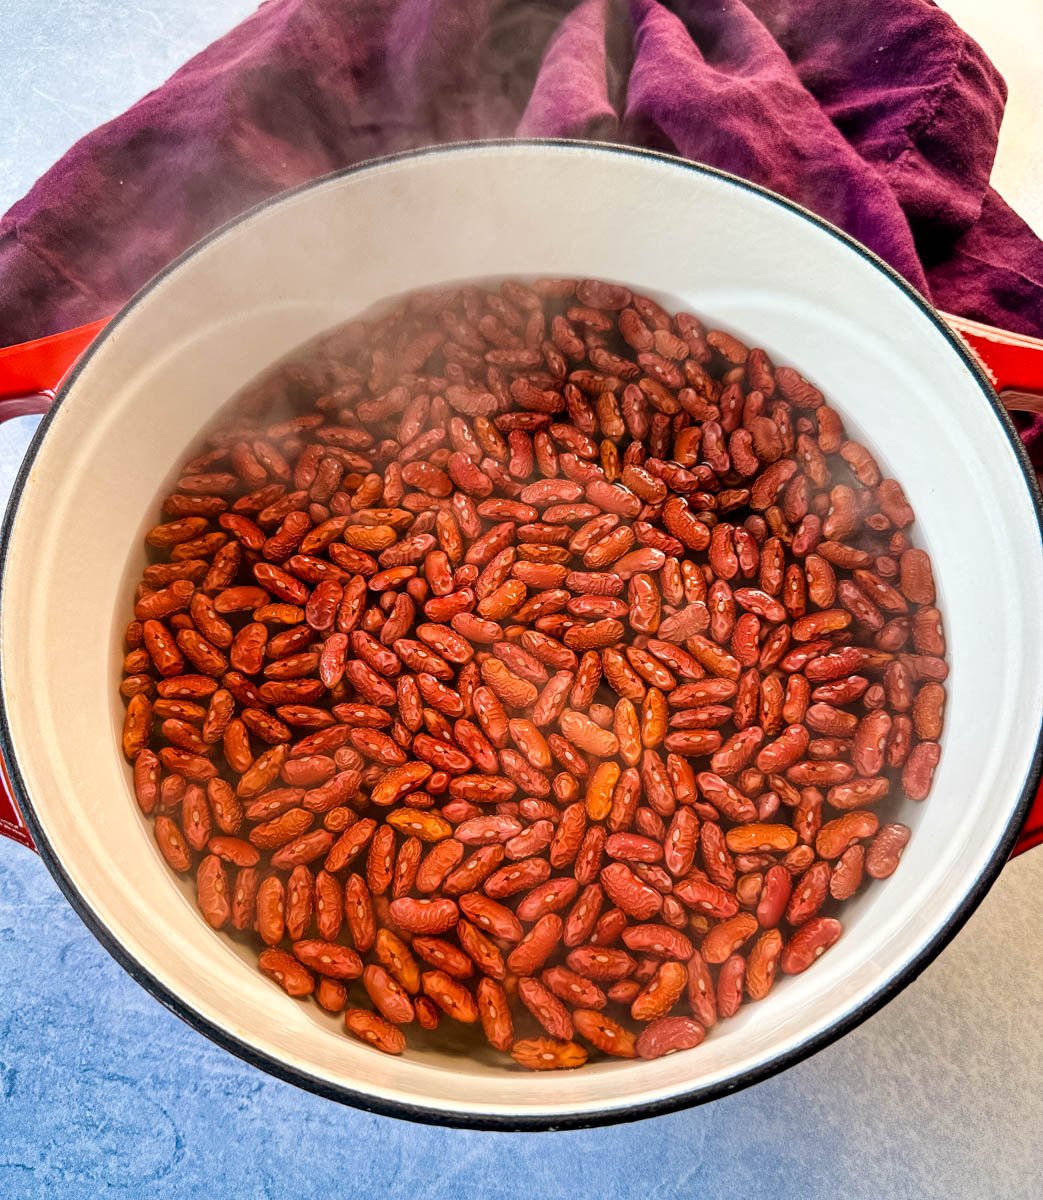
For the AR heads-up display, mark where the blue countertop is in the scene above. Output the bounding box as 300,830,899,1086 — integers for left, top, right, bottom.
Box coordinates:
1,4,1042,1196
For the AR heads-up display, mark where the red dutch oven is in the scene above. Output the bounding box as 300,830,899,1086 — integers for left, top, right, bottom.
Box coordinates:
0,144,1040,1128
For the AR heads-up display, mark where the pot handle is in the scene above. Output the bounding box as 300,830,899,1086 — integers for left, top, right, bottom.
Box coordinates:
0,763,34,850
0,313,1042,856
0,316,111,406
0,316,112,850
941,314,1043,856
943,313,1043,417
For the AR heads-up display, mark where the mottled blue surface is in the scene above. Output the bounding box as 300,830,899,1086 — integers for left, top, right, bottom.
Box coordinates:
2,4,1043,1195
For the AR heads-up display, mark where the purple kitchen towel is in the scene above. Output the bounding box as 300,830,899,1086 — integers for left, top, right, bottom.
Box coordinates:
2,0,1041,396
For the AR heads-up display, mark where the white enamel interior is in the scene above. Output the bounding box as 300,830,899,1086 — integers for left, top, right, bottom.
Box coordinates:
3,143,1041,1124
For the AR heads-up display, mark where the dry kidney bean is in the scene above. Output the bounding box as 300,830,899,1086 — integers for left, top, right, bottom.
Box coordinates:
121,279,943,1069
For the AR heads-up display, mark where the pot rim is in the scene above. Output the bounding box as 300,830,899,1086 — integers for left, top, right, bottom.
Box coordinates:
3,138,1041,1131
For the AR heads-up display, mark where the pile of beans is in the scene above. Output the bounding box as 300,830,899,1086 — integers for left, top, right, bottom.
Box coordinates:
119,278,946,1068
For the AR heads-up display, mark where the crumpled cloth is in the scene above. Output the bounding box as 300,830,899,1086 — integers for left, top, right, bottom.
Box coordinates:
2,0,1041,447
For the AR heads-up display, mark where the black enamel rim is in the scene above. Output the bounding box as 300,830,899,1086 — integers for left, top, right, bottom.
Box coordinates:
2,140,1041,1131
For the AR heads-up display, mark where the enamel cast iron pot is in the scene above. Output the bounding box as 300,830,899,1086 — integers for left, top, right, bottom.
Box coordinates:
1,142,1042,1129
